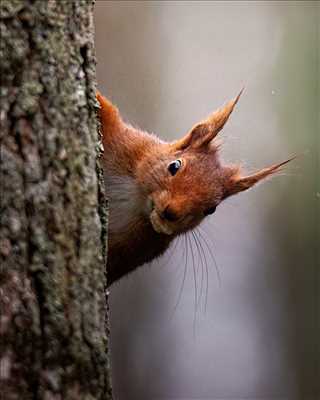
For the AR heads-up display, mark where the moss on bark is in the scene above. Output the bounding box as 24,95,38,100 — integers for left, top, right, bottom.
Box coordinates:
0,1,112,398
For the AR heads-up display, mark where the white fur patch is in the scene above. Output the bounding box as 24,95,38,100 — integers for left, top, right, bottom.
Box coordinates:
104,174,149,236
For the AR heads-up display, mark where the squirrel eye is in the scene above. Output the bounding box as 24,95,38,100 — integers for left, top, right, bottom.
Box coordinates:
204,205,217,216
168,159,182,176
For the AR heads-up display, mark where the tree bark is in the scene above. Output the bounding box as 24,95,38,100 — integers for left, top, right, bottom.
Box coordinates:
0,1,112,399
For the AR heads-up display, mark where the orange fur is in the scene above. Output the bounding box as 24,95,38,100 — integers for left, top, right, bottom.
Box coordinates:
97,90,291,285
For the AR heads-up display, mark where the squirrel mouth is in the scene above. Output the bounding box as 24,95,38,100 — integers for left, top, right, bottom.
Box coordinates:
150,210,174,235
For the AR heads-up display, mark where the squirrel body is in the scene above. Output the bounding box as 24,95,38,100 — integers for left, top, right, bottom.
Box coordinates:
97,91,290,285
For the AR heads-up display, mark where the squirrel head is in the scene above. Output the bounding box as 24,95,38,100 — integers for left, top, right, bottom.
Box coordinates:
134,90,292,236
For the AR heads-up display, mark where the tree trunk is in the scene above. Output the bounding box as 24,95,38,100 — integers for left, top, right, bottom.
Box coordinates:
0,1,112,399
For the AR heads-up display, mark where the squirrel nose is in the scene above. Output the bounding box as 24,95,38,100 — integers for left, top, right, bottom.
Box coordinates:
160,206,179,222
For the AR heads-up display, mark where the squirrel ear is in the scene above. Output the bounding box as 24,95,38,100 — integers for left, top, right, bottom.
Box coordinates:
225,158,294,197
96,91,121,129
173,89,243,151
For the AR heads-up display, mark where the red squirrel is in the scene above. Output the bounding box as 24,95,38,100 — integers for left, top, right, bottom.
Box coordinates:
97,90,291,286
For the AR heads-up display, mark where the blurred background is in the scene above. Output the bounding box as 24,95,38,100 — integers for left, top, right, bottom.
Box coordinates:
94,1,319,399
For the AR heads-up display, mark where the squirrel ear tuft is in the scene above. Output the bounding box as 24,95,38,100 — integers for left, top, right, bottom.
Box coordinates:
173,89,244,151
225,157,295,197
96,91,121,128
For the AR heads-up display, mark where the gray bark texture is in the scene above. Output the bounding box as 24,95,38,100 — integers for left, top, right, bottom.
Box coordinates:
0,1,112,399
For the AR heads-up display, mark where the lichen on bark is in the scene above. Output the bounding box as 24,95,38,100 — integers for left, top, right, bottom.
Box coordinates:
0,1,112,398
